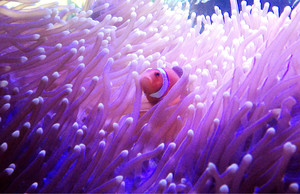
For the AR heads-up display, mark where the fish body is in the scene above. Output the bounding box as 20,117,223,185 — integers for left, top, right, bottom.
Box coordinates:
139,67,182,104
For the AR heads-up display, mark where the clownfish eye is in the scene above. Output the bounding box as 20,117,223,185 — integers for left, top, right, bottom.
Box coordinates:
155,72,160,77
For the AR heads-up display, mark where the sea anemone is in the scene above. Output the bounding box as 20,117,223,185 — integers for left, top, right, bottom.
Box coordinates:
0,0,300,192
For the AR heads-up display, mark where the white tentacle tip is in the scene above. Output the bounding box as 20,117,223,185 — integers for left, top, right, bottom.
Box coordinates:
187,129,194,137
31,182,38,189
289,182,299,192
86,10,93,15
121,150,129,157
70,48,77,54
184,64,192,71
188,104,195,111
33,34,40,40
219,184,229,193
113,122,119,129
243,154,253,164
132,71,139,79
37,47,45,53
61,98,69,104
9,163,15,169
52,123,60,130
131,11,137,18
72,122,79,129
98,103,104,110
169,142,176,149
21,56,28,63
99,129,106,137
76,129,84,136
74,145,81,153
79,143,86,150
0,80,8,88
52,71,60,78
41,76,48,82
103,48,110,54
283,142,297,154
0,142,8,152
79,46,86,53
283,6,292,14
32,98,40,105
158,143,165,150
5,168,14,176
55,43,62,49
214,118,220,124
126,117,133,124
39,150,46,157
208,162,216,171
159,179,167,186
99,140,106,148
266,127,276,135
227,163,238,173
104,3,109,8
115,175,123,183
36,128,43,135
2,103,10,111
244,101,253,109
4,95,11,101
11,130,20,138
66,88,72,94
92,76,99,82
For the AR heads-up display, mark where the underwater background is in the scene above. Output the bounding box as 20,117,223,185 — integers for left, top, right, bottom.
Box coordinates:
168,0,300,17
188,0,299,15
1,0,300,193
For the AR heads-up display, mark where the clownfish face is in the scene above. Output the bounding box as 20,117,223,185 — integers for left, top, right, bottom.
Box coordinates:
139,67,182,104
139,68,164,95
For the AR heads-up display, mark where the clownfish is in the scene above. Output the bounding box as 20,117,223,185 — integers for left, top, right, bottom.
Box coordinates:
139,66,183,104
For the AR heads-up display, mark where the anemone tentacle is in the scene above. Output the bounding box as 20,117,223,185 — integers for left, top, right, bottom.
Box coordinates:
0,0,300,192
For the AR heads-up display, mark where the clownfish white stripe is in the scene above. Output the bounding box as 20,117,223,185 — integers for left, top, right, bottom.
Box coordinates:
150,67,169,98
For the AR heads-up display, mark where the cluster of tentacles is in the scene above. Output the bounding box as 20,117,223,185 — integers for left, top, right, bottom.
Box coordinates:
0,0,300,192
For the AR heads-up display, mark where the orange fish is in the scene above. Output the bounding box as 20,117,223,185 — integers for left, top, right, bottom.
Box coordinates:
139,66,183,104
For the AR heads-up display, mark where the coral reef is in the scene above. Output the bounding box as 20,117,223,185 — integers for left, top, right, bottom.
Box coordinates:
0,0,300,192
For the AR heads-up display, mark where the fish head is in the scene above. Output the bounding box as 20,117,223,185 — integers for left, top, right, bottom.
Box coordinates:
140,66,182,104
139,68,163,95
